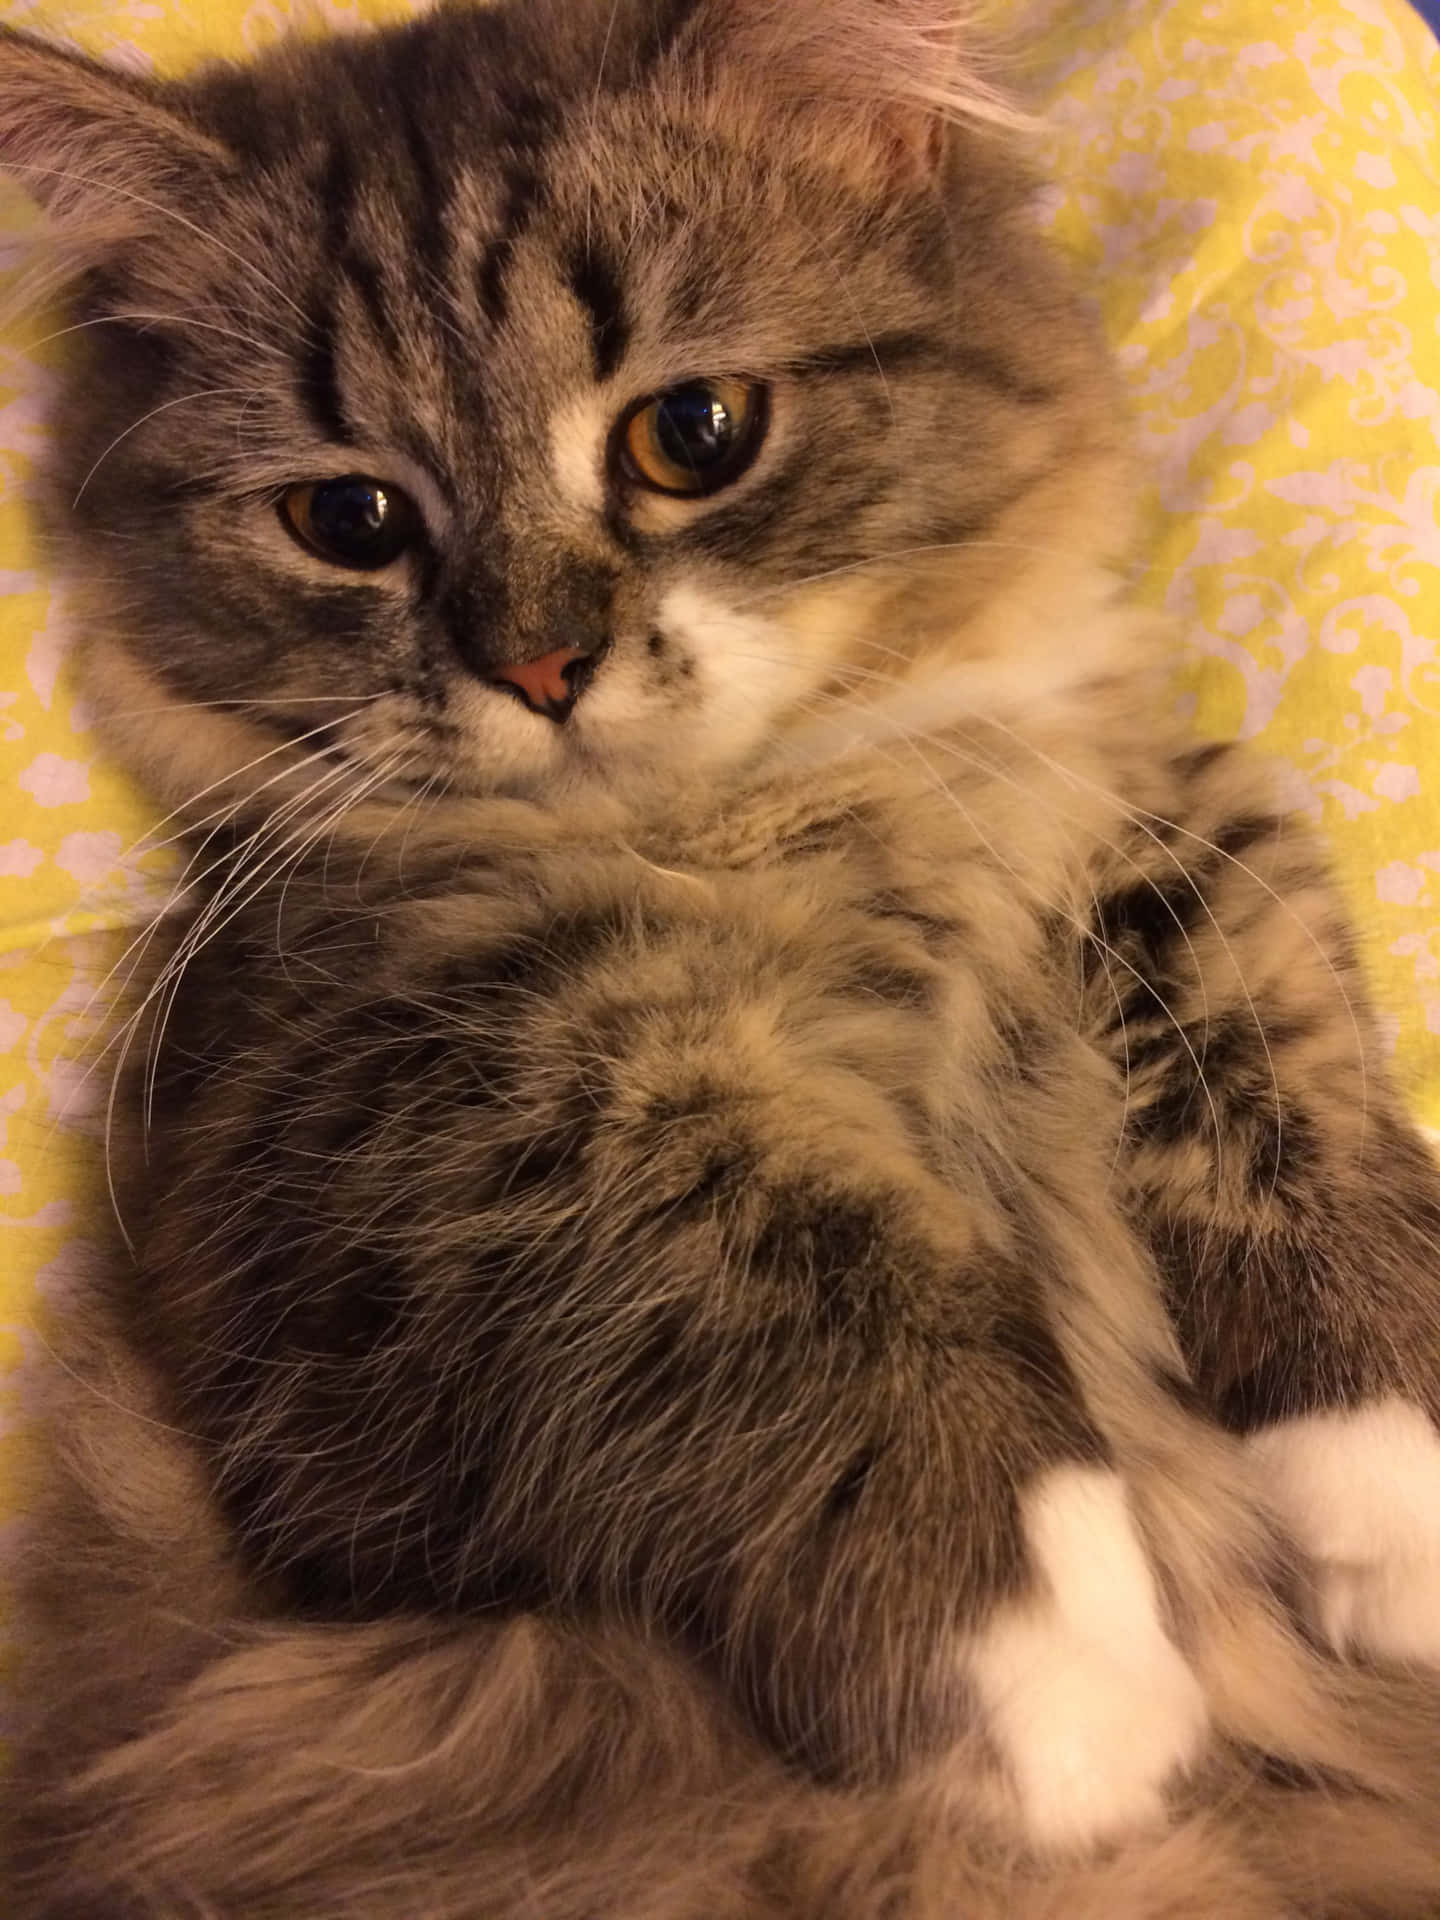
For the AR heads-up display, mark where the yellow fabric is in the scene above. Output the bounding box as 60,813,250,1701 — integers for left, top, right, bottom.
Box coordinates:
1,0,1438,1649
1033,0,1440,1116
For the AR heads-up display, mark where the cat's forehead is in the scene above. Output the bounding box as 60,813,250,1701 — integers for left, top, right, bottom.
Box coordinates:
164,1,937,332
177,2,751,240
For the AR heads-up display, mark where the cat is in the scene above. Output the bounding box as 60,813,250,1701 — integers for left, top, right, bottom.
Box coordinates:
5,1,1440,1912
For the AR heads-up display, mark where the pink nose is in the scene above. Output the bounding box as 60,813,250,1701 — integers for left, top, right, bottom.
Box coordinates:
487,646,591,719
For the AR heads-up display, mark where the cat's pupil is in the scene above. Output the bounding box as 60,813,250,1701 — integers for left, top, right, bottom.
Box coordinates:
281,475,418,571
310,480,394,557
318,480,385,540
655,385,734,474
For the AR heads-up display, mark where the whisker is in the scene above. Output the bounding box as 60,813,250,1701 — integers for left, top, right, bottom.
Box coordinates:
44,710,386,1014
95,746,418,1249
750,667,1235,1170
586,0,624,256
14,307,292,364
980,712,1368,1184
9,163,317,332
58,737,366,1154
135,758,369,1135
797,228,898,433
72,387,266,506
729,539,1165,609
104,693,385,718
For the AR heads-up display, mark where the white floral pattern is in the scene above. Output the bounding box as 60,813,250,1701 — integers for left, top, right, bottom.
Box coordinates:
1027,0,1440,1101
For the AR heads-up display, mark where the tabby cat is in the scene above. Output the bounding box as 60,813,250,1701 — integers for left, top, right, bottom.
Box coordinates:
5,2,1440,1913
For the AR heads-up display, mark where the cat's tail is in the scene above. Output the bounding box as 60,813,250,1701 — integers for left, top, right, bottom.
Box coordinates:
10,1598,1440,1920
8,1608,803,1920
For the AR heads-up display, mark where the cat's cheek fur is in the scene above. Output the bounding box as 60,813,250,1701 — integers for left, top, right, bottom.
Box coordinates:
1249,1398,1440,1666
434,680,562,779
640,583,819,761
966,1466,1208,1850
548,389,610,515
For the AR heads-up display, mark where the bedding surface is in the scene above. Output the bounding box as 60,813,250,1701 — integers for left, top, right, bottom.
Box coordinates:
1,0,1439,1708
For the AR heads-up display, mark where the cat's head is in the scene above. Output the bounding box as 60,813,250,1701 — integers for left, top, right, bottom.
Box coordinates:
0,0,1132,822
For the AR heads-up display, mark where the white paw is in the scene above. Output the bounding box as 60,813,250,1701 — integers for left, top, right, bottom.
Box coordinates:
1249,1397,1440,1666
966,1465,1208,1851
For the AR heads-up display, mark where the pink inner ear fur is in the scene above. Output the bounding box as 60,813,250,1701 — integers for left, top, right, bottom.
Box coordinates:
0,34,228,229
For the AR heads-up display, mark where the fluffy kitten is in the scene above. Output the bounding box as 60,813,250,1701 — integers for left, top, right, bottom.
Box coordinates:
4,2,1440,1913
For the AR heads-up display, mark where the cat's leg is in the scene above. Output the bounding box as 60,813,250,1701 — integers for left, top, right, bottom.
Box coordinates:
613,1007,1239,1846
471,1138,1215,1846
1088,745,1440,1667
631,1125,1215,1851
718,1302,1212,1849
958,1453,1211,1849
5,1285,796,1920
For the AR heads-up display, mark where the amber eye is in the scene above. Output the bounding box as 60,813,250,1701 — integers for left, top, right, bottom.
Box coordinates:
280,475,420,570
619,379,768,498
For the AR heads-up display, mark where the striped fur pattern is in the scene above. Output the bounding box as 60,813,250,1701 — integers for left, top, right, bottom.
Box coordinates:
4,2,1440,1911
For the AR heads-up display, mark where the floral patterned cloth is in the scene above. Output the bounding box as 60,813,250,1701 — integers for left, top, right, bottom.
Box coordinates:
1033,0,1440,1098
1,0,1439,1701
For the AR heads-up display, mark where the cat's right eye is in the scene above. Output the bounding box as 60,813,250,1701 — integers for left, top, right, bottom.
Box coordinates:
280,476,420,571
618,379,768,498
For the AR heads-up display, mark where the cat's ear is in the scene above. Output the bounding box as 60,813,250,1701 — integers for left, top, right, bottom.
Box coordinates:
0,27,232,237
669,0,1023,188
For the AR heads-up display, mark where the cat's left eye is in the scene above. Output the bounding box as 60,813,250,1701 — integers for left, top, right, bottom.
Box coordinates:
280,476,420,571
618,379,768,498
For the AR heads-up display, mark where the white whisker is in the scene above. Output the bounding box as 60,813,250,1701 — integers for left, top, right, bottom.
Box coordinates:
72,387,266,507
16,307,292,364
10,163,317,331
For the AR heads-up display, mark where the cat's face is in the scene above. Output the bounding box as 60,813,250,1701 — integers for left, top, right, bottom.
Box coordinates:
5,0,1129,814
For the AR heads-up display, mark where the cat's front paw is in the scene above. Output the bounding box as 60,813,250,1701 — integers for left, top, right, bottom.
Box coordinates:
1249,1397,1440,1665
966,1466,1209,1851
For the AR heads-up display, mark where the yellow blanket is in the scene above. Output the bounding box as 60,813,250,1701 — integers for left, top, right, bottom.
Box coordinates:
2,0,1439,1657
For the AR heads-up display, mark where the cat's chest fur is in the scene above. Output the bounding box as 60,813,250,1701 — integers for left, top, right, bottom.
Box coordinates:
146,724,1121,1164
